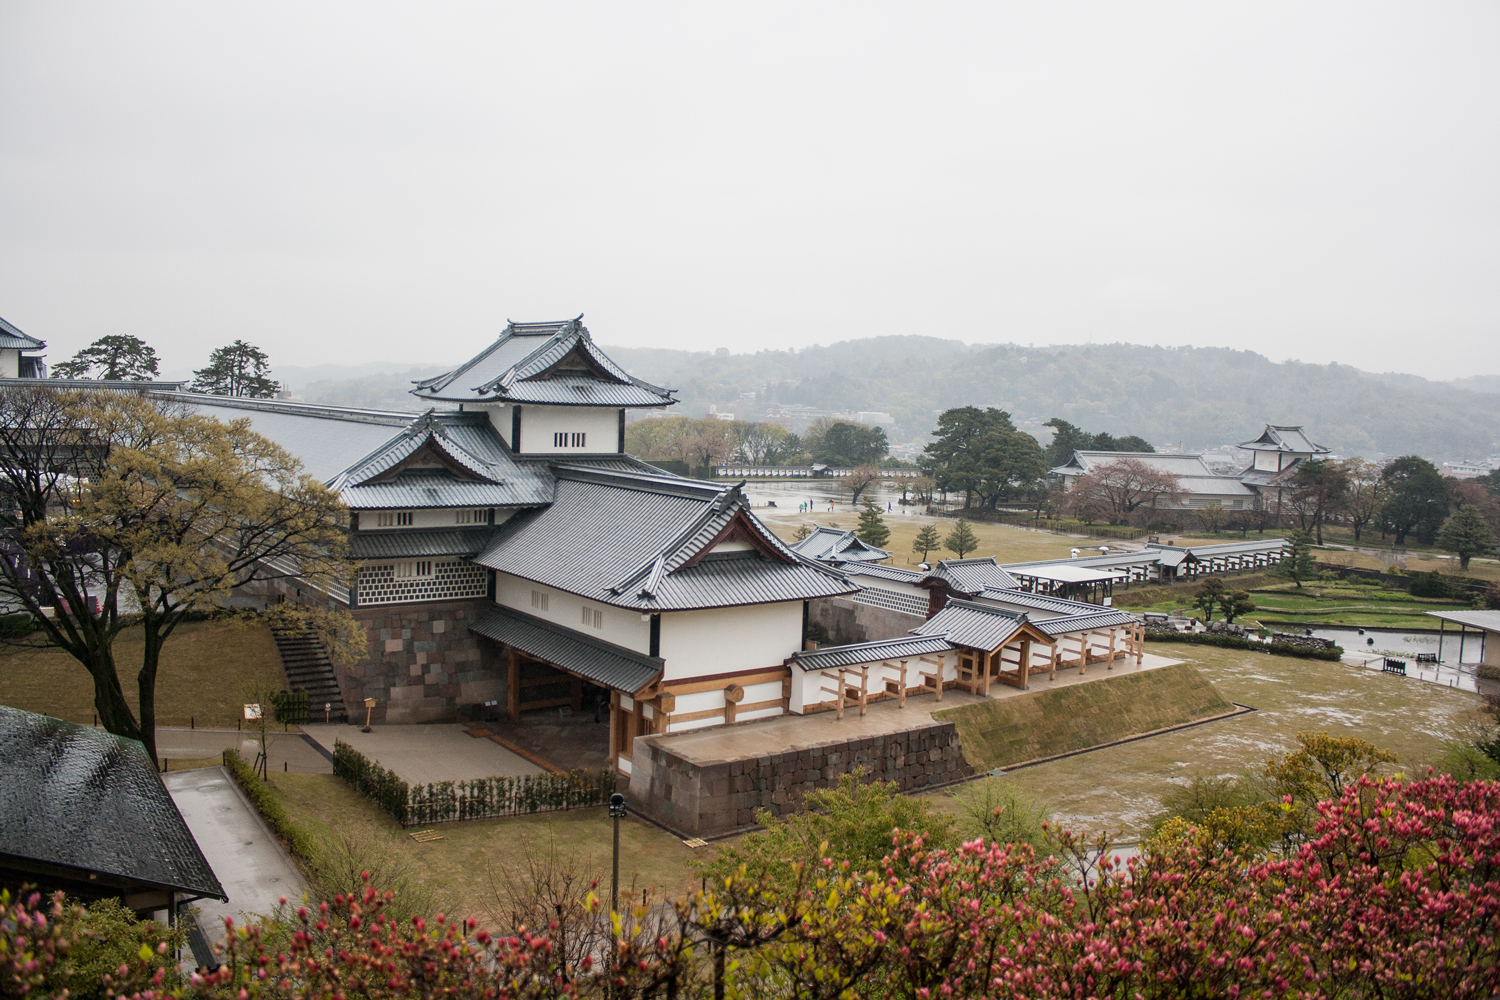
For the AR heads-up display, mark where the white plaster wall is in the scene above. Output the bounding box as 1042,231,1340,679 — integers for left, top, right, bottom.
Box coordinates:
493,571,651,653
504,404,622,455
0,350,17,378
360,508,514,530
658,602,803,681
1254,451,1279,472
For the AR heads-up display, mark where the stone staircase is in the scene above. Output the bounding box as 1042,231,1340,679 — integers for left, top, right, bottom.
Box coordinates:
272,631,348,724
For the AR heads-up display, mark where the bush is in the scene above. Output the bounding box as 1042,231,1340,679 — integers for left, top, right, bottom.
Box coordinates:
332,739,410,823
0,612,37,639
222,748,319,862
0,891,185,999
1144,630,1344,660
953,779,1052,849
1410,570,1463,598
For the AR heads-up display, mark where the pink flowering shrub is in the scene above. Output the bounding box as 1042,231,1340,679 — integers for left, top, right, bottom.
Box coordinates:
5,776,1498,998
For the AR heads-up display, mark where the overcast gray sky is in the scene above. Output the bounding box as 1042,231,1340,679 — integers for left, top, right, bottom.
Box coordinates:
2,2,1496,379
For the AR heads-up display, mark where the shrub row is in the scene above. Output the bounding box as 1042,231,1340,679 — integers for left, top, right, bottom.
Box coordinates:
406,769,618,826
1144,629,1344,661
332,738,617,827
221,748,319,863
332,739,410,822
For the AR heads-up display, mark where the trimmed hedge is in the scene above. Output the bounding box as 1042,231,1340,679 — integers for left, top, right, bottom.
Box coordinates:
222,748,319,863
332,739,617,828
332,739,409,823
1145,630,1344,661
0,613,38,639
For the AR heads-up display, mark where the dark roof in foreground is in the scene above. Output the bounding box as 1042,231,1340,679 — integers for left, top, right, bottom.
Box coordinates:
913,599,1031,651
470,605,662,694
476,467,856,611
789,525,891,564
0,706,224,900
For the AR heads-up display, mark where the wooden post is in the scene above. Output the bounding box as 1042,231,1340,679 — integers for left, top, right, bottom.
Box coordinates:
570,676,584,712
1049,642,1059,680
1108,627,1117,670
919,655,944,701
1136,621,1144,664
982,651,993,696
608,690,620,769
898,660,907,708
1019,638,1031,690
507,650,521,722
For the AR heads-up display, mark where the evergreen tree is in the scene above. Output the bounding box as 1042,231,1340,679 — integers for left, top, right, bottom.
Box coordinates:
1273,530,1317,588
191,340,280,398
1380,456,1450,545
792,524,813,542
1438,507,1495,571
855,499,890,548
944,518,979,559
50,334,159,380
912,524,942,563
1193,577,1227,620
1222,590,1257,624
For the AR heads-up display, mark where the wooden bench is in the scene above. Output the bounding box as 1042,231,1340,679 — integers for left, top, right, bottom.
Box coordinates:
1382,658,1407,676
1414,653,1438,663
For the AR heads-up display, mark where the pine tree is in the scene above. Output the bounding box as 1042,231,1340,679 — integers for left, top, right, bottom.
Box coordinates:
1222,590,1257,624
792,524,813,542
50,334,159,380
1273,530,1317,588
856,499,890,548
912,524,942,563
1438,507,1496,571
944,518,979,559
191,340,281,398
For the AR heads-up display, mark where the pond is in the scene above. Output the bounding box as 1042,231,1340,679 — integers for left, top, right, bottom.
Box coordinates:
1305,627,1489,694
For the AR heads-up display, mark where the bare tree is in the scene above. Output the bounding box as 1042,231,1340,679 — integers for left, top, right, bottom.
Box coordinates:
841,466,884,506
1063,458,1184,523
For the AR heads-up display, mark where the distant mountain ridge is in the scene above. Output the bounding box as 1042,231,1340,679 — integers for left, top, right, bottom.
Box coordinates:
282,338,1499,461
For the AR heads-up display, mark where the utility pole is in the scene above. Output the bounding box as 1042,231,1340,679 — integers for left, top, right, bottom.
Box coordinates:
609,792,625,916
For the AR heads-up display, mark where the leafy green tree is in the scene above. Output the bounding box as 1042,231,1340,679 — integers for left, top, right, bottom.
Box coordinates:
1273,529,1317,588
855,498,890,548
1193,577,1227,620
1381,455,1450,545
912,523,942,562
924,407,1015,506
695,771,956,895
1222,589,1256,623
1438,507,1495,571
191,339,280,397
49,334,160,380
811,421,887,466
944,518,979,558
1042,417,1094,467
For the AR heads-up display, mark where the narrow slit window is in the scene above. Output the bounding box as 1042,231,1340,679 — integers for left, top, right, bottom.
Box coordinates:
531,589,549,611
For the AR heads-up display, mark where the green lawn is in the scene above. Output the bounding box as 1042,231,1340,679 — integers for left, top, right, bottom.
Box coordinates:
0,618,285,728
265,772,723,922
1114,576,1468,629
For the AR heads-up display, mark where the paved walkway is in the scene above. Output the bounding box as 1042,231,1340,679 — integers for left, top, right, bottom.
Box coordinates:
155,728,332,774
301,723,543,785
163,768,304,945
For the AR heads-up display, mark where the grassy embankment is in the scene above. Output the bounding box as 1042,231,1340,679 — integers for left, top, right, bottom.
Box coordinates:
933,663,1234,771
0,618,285,728
924,641,1489,839
1174,525,1500,582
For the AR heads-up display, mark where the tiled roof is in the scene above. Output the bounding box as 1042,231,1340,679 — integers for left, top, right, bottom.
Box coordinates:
1239,424,1329,455
350,528,495,559
913,599,1029,651
0,706,224,900
1149,539,1287,558
410,318,676,407
470,605,662,694
976,588,1120,617
0,315,45,350
927,557,1020,593
475,468,855,611
791,635,952,671
1029,606,1139,636
841,562,926,584
789,525,891,563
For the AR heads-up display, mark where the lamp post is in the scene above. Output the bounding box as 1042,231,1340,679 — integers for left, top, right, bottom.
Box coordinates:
608,792,626,916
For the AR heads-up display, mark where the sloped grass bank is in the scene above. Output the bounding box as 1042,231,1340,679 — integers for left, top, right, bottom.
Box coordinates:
934,664,1234,771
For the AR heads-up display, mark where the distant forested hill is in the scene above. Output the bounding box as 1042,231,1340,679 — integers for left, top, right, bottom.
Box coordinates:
289,338,1500,461
601,339,1500,461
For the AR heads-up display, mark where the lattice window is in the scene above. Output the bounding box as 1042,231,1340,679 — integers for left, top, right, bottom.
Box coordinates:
376,511,413,527
580,605,602,629
357,559,489,606
552,432,587,448
531,589,549,611
454,508,490,525
851,586,929,618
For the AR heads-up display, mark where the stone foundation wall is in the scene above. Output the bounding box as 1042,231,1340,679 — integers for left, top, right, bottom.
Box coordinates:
808,596,926,646
343,599,505,724
629,721,972,838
